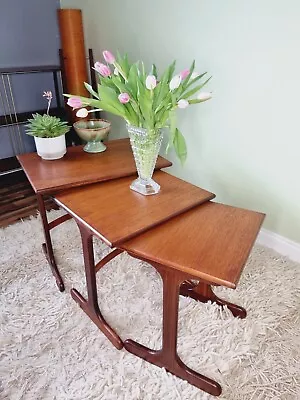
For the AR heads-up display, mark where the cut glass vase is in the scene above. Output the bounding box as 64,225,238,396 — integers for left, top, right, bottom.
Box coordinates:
127,124,163,195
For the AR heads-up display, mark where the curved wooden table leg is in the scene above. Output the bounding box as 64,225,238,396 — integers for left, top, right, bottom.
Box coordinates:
72,223,123,350
41,243,64,292
124,264,222,397
37,194,66,292
71,288,122,350
180,280,247,319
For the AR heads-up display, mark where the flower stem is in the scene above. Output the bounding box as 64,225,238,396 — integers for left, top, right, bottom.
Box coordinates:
46,99,51,115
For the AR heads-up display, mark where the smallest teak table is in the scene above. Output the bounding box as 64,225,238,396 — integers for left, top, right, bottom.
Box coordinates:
17,139,172,291
54,170,264,397
120,201,264,396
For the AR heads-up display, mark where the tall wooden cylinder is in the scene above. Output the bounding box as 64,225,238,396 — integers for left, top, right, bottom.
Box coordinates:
58,9,89,121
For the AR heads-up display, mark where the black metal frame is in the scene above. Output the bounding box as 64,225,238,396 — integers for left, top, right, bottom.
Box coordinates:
0,49,98,175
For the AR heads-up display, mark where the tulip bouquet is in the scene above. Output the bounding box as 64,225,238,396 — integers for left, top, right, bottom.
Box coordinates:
66,50,211,163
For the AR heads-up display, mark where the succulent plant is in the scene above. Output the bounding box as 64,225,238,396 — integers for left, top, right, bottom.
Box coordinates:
26,91,70,138
25,113,71,138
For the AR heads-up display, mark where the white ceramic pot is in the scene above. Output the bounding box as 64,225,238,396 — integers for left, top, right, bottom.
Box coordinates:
34,135,66,160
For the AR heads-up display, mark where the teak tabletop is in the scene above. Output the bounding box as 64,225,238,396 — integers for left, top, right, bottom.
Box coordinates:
54,171,215,247
121,201,265,288
17,138,172,194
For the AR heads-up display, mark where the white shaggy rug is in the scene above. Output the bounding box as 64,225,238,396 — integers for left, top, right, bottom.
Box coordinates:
0,210,300,400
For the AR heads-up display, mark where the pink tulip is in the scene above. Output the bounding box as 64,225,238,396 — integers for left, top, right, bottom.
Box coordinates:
67,97,83,109
118,92,130,104
76,108,89,118
169,75,182,91
103,50,116,64
76,107,103,118
197,92,212,101
177,99,189,109
145,75,157,90
94,62,111,77
180,69,190,80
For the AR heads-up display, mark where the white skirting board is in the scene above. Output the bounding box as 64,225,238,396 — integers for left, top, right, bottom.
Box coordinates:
256,228,300,263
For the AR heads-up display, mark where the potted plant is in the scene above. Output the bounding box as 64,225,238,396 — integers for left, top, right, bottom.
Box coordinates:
26,91,71,160
65,51,212,195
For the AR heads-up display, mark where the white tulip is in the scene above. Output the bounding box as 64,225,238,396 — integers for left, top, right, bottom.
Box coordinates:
169,75,182,91
197,92,212,101
191,72,200,80
76,108,89,118
177,99,189,109
145,75,157,90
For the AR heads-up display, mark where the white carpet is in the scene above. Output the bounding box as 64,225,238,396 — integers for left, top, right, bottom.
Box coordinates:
0,210,300,400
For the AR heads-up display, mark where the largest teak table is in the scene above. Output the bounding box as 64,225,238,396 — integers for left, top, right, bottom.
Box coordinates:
17,138,172,291
54,170,265,397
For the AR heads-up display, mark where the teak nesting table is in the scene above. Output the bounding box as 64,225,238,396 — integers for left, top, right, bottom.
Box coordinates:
17,138,171,292
18,139,265,397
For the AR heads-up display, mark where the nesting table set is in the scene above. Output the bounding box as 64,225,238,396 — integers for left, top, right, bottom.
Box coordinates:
17,139,264,397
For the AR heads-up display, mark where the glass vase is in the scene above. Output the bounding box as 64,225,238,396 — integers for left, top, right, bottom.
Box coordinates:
127,124,163,195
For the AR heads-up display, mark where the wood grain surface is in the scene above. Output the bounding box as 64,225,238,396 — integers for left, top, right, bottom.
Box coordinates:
54,171,215,247
17,139,172,194
121,202,265,289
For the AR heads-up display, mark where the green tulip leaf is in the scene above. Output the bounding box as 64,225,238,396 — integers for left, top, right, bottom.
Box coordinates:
180,84,205,100
151,64,158,78
84,82,99,99
181,60,195,90
173,128,187,164
184,72,208,91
